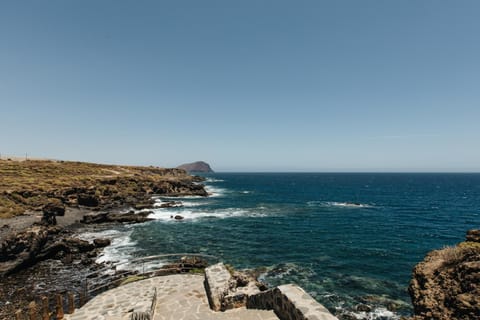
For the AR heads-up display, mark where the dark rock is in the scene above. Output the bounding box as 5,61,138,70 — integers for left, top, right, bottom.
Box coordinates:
134,200,154,210
160,201,183,208
43,202,66,216
152,180,208,197
81,212,109,224
93,238,111,248
64,238,95,253
40,211,57,226
466,229,480,243
40,202,66,225
0,226,97,277
77,193,99,207
81,211,152,224
174,215,184,220
192,175,206,182
356,304,372,312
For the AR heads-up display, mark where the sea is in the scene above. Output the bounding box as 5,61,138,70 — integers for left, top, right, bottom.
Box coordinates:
87,173,480,319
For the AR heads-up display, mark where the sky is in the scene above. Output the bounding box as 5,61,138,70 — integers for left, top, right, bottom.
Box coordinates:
1,1,479,172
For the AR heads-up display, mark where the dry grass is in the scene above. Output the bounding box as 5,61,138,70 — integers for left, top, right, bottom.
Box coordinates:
0,159,189,218
437,245,468,266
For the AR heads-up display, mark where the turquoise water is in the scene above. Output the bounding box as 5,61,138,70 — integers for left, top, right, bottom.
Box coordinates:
102,173,480,319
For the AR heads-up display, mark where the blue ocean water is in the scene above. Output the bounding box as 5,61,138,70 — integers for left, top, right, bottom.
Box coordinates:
98,173,480,319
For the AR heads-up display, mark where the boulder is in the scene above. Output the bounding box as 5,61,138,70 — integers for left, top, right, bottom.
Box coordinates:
466,229,480,243
81,212,109,224
42,202,65,216
77,193,99,207
93,238,111,248
174,215,184,220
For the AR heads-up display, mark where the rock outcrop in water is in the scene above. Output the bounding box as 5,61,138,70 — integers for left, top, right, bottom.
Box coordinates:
409,229,480,320
177,161,214,173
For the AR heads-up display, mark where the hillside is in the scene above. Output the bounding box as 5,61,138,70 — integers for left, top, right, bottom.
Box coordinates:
0,159,206,218
177,161,214,173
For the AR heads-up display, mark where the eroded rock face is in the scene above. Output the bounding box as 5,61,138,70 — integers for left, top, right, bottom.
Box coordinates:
409,230,480,320
0,226,100,277
81,211,153,224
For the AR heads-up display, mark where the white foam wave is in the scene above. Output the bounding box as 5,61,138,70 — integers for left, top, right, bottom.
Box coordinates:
148,207,265,221
307,201,373,208
75,229,124,243
205,185,227,197
182,201,206,207
205,178,224,183
339,307,401,320
94,230,137,267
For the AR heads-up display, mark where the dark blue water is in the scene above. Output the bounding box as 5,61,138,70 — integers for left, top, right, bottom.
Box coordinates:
121,173,480,319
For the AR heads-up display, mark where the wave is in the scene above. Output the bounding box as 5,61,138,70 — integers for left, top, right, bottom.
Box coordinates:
148,207,267,221
75,228,138,268
307,201,374,208
336,307,401,320
205,178,225,183
205,185,228,197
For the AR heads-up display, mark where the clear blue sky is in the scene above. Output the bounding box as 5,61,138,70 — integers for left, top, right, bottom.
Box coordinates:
1,1,479,172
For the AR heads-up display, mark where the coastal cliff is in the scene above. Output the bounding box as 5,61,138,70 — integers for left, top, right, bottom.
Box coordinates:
0,159,207,219
409,230,480,320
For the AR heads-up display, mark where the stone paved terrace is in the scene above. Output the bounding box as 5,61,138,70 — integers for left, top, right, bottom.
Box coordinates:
65,274,279,320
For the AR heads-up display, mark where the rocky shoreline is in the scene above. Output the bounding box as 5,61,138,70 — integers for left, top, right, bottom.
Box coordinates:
408,230,480,320
0,160,209,317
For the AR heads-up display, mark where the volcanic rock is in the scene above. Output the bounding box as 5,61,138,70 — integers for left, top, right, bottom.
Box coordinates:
177,161,214,173
77,193,99,207
466,229,480,243
409,230,480,320
93,238,111,248
0,226,98,277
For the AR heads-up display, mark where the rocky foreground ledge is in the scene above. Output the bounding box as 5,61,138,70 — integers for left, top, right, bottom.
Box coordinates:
409,229,480,320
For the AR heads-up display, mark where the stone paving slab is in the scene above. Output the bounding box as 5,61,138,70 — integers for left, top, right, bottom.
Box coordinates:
64,277,157,320
65,274,278,320
154,274,278,320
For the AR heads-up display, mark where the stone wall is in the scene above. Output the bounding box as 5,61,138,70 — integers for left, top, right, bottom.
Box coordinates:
247,285,338,320
204,262,232,311
204,263,338,320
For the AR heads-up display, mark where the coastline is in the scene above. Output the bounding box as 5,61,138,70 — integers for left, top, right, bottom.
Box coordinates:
0,159,209,317
2,167,479,320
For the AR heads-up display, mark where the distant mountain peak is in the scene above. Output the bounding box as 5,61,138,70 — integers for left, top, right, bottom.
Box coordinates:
177,161,214,173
